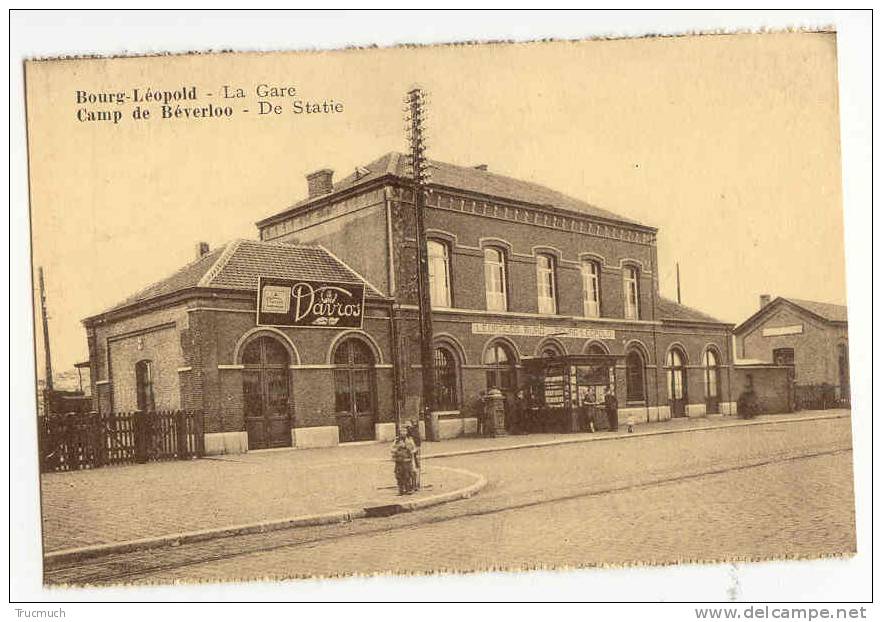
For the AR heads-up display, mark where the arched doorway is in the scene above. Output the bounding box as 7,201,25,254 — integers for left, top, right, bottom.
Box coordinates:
666,347,688,417
242,336,292,450
483,341,517,395
333,338,377,442
838,343,850,403
433,344,460,411
704,348,721,414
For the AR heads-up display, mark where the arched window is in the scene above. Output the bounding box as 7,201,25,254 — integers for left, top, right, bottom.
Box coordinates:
242,336,291,449
433,345,459,411
586,342,607,356
623,265,640,320
540,342,564,359
483,341,516,393
483,247,508,311
427,240,452,308
333,338,377,442
666,347,688,416
134,360,155,412
581,259,601,318
536,253,557,315
704,349,720,399
625,350,646,402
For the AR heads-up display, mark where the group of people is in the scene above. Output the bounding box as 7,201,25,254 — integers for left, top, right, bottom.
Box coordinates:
390,420,422,495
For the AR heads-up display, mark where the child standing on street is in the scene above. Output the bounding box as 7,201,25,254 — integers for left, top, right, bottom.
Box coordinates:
391,433,415,495
627,412,636,433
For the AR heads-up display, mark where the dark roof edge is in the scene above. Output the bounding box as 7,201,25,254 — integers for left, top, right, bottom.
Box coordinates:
83,286,392,327
732,297,845,334
256,172,658,234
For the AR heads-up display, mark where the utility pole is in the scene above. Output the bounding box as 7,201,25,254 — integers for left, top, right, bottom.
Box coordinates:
676,262,682,304
39,266,54,392
404,87,437,439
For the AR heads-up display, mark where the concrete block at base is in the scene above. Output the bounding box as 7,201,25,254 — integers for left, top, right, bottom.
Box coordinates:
436,418,465,440
657,405,672,421
293,426,340,449
375,422,396,442
463,417,478,436
686,403,707,418
204,431,248,456
619,407,648,424
720,401,738,416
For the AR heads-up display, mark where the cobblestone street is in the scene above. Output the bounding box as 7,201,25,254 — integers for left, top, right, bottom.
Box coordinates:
44,414,855,586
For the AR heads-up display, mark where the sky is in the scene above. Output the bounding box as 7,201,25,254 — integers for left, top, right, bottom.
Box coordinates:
25,32,846,377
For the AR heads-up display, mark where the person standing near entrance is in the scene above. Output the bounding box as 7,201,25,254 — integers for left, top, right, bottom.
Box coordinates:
605,387,619,432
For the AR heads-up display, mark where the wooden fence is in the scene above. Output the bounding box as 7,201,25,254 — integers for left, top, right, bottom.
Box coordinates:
38,410,204,473
794,384,849,411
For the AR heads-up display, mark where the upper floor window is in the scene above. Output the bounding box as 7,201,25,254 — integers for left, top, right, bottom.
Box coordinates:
536,253,557,315
623,265,640,320
581,259,601,318
427,240,452,308
483,247,508,312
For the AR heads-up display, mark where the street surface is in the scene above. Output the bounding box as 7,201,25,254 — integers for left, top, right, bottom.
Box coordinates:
45,415,855,586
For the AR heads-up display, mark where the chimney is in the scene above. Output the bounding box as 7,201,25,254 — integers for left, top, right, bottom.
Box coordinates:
473,164,488,171
306,168,334,198
759,294,771,309
196,241,210,259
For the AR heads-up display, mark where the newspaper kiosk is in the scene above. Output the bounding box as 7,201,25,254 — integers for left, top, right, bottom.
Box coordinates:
522,354,620,433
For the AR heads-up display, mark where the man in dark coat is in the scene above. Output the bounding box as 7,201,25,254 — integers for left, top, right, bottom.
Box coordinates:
604,387,619,432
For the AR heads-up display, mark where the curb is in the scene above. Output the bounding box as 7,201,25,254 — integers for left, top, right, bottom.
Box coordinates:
422,412,850,461
43,465,486,569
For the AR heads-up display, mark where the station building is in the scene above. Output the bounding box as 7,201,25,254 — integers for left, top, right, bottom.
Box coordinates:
84,152,737,453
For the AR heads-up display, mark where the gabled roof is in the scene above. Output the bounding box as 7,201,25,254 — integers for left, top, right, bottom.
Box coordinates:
656,296,727,325
733,296,848,334
259,152,652,229
89,239,384,320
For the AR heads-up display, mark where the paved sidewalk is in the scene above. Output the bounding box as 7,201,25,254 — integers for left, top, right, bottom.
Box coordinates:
40,408,847,554
40,458,475,553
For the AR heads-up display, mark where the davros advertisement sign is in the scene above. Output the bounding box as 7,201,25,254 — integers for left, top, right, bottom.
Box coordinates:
256,277,365,329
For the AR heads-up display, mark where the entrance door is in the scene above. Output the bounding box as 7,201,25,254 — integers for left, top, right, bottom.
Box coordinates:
334,338,377,442
838,344,850,403
242,336,292,450
704,349,720,414
667,347,687,417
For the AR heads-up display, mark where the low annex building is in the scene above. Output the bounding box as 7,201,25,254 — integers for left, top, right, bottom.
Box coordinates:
734,295,850,402
85,152,738,453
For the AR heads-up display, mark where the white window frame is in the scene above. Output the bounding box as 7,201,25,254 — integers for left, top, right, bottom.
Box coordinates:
483,247,508,312
581,259,601,318
427,240,452,309
704,349,719,398
536,254,557,315
623,265,640,320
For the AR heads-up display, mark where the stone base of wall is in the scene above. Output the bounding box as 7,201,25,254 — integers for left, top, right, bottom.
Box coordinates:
292,425,340,449
655,405,672,421
204,431,248,456
375,422,396,442
686,403,707,418
435,416,479,440
720,401,738,416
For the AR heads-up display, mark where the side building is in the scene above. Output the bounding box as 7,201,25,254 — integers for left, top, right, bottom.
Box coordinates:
733,295,850,406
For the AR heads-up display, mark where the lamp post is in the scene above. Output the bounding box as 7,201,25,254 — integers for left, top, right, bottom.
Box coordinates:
404,87,437,439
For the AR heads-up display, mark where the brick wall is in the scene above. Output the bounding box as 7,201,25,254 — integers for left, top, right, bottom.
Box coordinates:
733,366,792,414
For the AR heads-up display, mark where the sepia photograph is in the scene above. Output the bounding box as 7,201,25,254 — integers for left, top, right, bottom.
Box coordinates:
10,9,872,609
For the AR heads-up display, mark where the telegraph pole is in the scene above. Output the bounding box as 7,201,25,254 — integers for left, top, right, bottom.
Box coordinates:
404,87,437,438
39,266,54,392
676,262,682,304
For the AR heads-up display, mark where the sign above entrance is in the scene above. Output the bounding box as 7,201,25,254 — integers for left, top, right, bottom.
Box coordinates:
257,276,365,329
762,324,803,337
471,322,614,341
